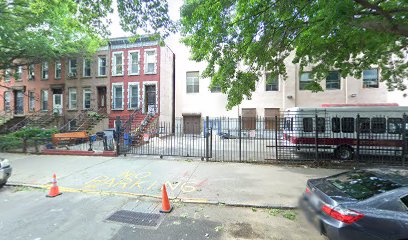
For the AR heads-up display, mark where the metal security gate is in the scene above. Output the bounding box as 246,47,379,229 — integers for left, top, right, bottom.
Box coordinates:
117,113,408,166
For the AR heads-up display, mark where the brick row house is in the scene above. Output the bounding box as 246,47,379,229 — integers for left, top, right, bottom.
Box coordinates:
0,36,175,133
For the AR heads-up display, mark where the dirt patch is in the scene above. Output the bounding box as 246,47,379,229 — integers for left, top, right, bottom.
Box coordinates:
228,222,261,239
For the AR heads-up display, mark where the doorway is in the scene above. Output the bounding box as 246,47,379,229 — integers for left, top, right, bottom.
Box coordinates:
14,90,24,115
97,87,107,113
144,85,156,114
53,94,63,115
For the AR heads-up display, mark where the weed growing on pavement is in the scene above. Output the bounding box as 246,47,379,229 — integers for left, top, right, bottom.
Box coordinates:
180,213,189,218
251,207,257,212
214,225,224,232
268,209,283,216
282,211,297,220
12,186,39,193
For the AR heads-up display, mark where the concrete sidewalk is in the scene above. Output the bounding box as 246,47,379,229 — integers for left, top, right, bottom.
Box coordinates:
2,153,342,207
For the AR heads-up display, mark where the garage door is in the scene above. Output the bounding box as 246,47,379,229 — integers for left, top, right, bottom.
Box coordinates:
265,108,280,130
242,108,256,130
183,115,201,134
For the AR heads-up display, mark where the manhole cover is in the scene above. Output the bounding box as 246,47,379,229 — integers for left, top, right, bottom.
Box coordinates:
106,210,162,227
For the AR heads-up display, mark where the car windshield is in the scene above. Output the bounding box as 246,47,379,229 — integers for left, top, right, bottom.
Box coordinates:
327,170,402,200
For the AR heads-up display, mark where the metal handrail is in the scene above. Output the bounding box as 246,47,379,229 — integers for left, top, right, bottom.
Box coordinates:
8,109,48,132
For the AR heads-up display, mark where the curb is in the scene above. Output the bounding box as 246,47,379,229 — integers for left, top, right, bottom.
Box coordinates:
5,182,298,209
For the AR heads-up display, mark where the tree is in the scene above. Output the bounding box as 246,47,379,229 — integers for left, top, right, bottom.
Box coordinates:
180,0,408,109
0,0,175,77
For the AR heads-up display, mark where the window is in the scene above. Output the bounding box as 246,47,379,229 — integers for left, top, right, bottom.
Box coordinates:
83,88,91,109
98,56,106,76
388,118,403,134
186,71,199,93
303,118,313,132
41,90,48,111
68,88,77,109
4,91,10,112
316,117,325,133
144,49,157,74
68,59,77,77
332,117,340,133
210,84,221,93
41,62,48,79
55,60,61,79
358,118,370,133
363,69,379,88
112,84,123,109
284,118,294,131
327,170,401,200
128,51,140,75
4,69,11,82
265,73,279,91
326,71,340,90
401,195,408,209
83,59,91,77
29,91,35,111
112,52,123,76
371,117,386,133
128,83,139,109
16,66,22,81
28,64,35,80
341,118,355,133
300,72,312,90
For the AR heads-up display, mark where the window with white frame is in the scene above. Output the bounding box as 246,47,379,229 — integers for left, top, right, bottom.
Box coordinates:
29,91,35,111
112,83,123,110
326,71,340,90
16,66,22,81
265,73,279,91
4,69,10,82
28,64,35,80
363,69,379,88
128,51,140,75
300,72,312,90
41,62,48,79
83,59,91,77
83,88,91,109
68,59,77,77
186,71,199,93
112,52,123,76
68,88,77,109
41,90,48,111
4,91,10,112
128,83,139,109
98,56,106,76
144,49,157,74
55,60,62,79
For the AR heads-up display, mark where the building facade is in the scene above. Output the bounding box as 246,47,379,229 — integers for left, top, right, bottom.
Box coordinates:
174,47,407,122
108,37,175,127
0,36,175,132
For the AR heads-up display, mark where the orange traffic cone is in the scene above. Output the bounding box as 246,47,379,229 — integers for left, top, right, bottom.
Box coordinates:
46,174,62,198
160,184,173,213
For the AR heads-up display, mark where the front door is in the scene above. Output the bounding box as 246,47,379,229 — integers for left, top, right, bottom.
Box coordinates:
145,85,156,114
14,90,24,115
97,87,107,113
53,94,63,115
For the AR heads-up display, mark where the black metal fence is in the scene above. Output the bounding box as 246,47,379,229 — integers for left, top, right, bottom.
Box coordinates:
116,111,408,166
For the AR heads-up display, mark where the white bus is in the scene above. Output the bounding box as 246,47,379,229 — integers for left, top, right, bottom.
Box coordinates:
282,106,408,160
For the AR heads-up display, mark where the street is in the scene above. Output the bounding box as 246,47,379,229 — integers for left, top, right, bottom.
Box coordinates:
0,153,342,239
0,186,324,240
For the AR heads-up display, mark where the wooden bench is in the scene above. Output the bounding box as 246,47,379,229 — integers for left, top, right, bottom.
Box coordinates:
52,131,89,145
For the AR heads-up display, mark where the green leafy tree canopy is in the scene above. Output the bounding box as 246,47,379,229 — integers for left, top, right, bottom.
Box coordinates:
181,0,408,109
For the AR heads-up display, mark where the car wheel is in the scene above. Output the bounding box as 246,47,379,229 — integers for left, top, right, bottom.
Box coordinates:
335,146,353,160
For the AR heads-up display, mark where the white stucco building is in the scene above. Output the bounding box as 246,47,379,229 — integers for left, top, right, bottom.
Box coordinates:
172,42,408,121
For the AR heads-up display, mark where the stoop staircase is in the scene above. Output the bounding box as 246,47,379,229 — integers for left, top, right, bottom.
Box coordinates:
60,109,108,134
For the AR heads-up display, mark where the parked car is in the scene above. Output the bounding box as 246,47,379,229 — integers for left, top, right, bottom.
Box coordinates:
300,168,408,240
0,158,12,187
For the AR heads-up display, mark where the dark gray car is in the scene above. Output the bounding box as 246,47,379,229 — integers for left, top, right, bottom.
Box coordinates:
300,168,408,240
0,158,12,187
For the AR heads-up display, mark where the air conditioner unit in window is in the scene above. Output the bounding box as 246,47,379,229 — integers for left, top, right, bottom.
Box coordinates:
68,72,77,78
